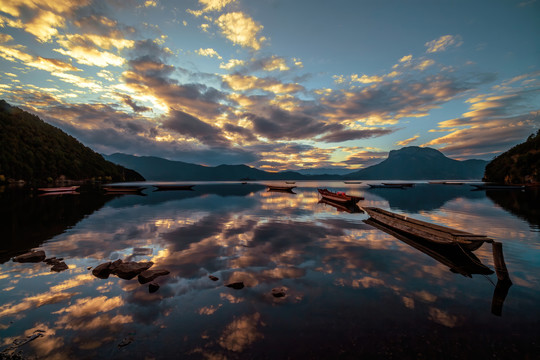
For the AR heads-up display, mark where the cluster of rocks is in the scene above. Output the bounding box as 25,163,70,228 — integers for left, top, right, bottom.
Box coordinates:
12,250,69,273
92,259,169,293
209,275,288,298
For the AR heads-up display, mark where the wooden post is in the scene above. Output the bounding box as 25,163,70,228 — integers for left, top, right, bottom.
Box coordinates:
492,241,511,283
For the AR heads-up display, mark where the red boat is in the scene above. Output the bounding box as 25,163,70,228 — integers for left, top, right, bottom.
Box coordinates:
317,188,363,204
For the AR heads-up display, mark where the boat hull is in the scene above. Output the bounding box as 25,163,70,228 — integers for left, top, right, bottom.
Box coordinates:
363,207,491,251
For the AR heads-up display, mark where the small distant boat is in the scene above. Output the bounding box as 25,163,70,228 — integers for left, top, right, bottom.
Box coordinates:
363,207,492,251
38,186,79,193
38,191,79,197
241,182,248,184
267,185,296,192
285,181,296,184
153,184,194,191
103,186,145,193
428,181,463,185
344,181,363,184
471,184,525,190
382,182,415,187
368,184,406,189
317,188,363,204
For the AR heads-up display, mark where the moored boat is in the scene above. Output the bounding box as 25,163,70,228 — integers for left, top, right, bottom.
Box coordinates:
153,184,194,191
344,181,363,184
362,207,492,251
382,182,415,187
266,185,296,192
285,181,296,184
368,184,406,189
317,188,363,204
37,186,80,193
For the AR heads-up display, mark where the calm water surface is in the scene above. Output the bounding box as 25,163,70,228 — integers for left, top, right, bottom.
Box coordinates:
1,181,539,359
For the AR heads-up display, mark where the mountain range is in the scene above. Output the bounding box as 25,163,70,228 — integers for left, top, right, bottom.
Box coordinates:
105,146,488,181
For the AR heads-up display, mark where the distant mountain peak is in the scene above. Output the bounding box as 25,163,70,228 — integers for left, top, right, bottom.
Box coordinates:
388,146,446,160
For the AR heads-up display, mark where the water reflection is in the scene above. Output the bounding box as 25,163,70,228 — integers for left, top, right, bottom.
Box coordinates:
485,187,540,231
0,182,539,359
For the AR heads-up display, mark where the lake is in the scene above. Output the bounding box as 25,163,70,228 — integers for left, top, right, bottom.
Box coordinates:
1,181,539,359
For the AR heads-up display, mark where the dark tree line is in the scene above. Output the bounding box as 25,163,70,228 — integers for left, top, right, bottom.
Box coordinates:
483,129,540,184
0,100,144,183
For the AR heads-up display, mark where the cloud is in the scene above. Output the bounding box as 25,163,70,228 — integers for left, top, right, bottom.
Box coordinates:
195,47,222,59
220,58,246,69
187,0,237,17
425,35,462,53
222,74,304,94
260,55,289,71
162,109,231,147
118,94,152,113
0,0,90,42
396,134,420,146
0,43,81,73
54,34,130,67
245,107,342,141
399,55,413,63
318,128,394,143
215,12,265,50
422,87,540,159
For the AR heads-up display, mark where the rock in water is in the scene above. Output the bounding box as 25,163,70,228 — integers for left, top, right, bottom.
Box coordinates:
225,281,244,290
13,250,46,263
271,287,287,298
208,275,219,281
112,261,154,280
138,269,170,284
92,262,112,279
149,283,160,293
51,261,69,272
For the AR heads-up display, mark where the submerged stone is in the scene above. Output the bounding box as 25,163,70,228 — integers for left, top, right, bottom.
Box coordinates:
92,262,112,279
138,269,170,284
272,287,287,298
112,261,154,280
208,275,219,281
149,282,160,293
225,281,244,290
13,250,46,263
51,261,69,272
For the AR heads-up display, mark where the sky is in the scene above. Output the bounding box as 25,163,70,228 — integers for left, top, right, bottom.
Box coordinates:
0,0,539,171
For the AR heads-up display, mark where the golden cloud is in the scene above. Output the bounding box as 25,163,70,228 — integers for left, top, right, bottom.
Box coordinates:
395,134,420,146
0,33,14,43
223,74,303,94
187,0,237,16
0,0,90,42
425,35,462,53
220,58,246,69
215,12,265,50
195,47,222,59
262,55,289,71
0,291,78,318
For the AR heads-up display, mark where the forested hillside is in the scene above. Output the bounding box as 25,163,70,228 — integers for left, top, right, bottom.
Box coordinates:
0,100,144,183
483,130,540,184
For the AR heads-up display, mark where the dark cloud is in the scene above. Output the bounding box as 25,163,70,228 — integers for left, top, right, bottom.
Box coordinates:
224,123,257,141
163,109,230,147
318,128,394,143
118,94,152,113
246,107,342,140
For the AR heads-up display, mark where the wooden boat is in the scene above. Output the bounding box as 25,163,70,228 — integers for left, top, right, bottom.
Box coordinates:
266,185,296,192
317,188,363,204
37,186,79,193
318,198,363,213
38,191,79,197
364,218,493,277
382,182,415,187
344,181,363,184
285,181,296,184
362,207,492,251
153,184,194,191
471,184,525,190
368,184,406,189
